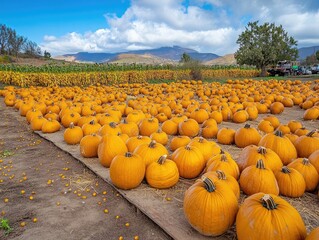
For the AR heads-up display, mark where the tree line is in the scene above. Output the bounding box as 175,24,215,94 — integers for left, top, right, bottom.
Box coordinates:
0,24,50,58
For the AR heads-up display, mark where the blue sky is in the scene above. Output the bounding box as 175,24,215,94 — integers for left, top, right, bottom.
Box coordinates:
1,0,319,56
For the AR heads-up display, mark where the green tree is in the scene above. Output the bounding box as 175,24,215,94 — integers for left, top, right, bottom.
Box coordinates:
235,21,298,76
316,50,319,61
44,50,51,59
180,52,191,63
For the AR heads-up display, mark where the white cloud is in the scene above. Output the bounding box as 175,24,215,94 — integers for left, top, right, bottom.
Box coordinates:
41,0,319,56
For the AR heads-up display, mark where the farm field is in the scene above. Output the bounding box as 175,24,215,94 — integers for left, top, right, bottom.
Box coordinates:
1,77,319,239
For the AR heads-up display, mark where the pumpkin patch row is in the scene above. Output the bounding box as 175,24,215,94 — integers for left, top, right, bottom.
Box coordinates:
1,78,319,239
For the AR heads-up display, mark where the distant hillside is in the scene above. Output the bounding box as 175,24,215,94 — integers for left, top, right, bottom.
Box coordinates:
204,54,236,65
298,46,319,60
108,53,177,65
54,46,220,64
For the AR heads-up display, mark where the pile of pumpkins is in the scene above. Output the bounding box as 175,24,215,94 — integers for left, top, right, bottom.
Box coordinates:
1,78,319,239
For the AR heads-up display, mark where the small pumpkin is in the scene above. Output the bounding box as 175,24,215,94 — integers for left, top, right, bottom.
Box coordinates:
150,129,169,146
287,120,303,133
171,145,205,179
82,120,101,136
270,101,284,114
139,117,159,136
110,152,145,190
236,193,307,240
98,135,128,167
80,134,102,158
98,122,121,136
178,119,200,137
274,166,306,198
183,177,238,236
30,115,47,131
169,136,191,152
303,107,319,120
217,127,236,145
309,149,319,174
234,124,261,148
258,120,274,133
206,154,240,180
64,122,84,145
188,137,219,162
41,118,61,133
118,121,139,137
126,135,151,152
161,119,178,135
239,159,279,195
258,130,297,165
263,115,280,128
145,155,179,189
287,158,319,192
294,130,319,158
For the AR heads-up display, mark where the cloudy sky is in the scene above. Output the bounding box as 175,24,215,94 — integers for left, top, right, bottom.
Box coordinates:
1,0,319,56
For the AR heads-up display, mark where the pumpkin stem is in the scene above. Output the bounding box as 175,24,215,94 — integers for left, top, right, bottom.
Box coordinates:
244,123,250,128
257,146,267,155
137,135,143,139
125,152,133,158
281,166,291,174
89,120,95,125
185,145,191,151
220,154,227,162
216,170,227,180
202,177,216,193
274,130,283,137
256,159,266,169
109,122,117,128
220,149,225,154
198,137,205,143
306,130,317,137
261,194,277,210
302,158,310,165
149,140,157,148
157,155,167,165
69,122,75,129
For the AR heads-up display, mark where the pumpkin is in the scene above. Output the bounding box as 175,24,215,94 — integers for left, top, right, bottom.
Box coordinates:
183,177,238,236
276,124,291,134
190,108,209,124
287,120,303,133
98,122,121,136
206,153,240,180
294,130,319,158
41,118,61,133
306,227,319,240
161,119,178,135
217,127,236,145
232,109,249,123
188,137,219,162
236,193,307,240
150,129,169,146
245,105,258,120
202,170,240,199
295,127,310,136
169,136,191,152
239,159,279,195
202,118,217,128
133,140,168,167
274,166,306,198
139,117,159,136
98,134,128,167
263,116,280,128
61,111,81,128
209,110,223,123
126,135,151,152
110,152,145,190
236,145,283,172
118,121,139,137
171,145,205,179
270,101,284,114
234,124,261,148
145,155,179,189
82,120,101,136
26,108,43,123
303,107,319,120
258,130,297,165
201,125,218,139
30,115,47,131
285,133,299,145
64,122,83,145
80,134,102,158
258,120,274,133
287,158,319,192
309,149,319,174
178,119,200,137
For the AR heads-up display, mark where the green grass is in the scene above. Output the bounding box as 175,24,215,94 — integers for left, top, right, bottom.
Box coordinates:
0,218,13,236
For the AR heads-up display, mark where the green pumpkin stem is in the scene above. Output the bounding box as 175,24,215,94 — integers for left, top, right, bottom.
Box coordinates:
202,177,216,193
261,194,277,210
256,159,266,169
216,170,227,180
281,166,291,174
157,155,167,165
306,130,317,137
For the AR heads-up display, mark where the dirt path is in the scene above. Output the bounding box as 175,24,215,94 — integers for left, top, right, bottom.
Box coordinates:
0,101,171,240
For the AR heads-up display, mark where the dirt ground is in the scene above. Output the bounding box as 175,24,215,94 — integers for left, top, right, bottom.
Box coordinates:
0,101,171,240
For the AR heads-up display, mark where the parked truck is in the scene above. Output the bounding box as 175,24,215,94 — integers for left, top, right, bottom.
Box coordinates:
267,60,299,76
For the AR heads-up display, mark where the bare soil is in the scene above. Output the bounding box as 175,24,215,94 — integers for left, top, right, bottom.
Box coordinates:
0,101,171,240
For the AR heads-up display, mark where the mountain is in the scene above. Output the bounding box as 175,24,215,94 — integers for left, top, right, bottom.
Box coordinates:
298,46,319,60
54,46,220,63
108,53,177,65
204,54,236,65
